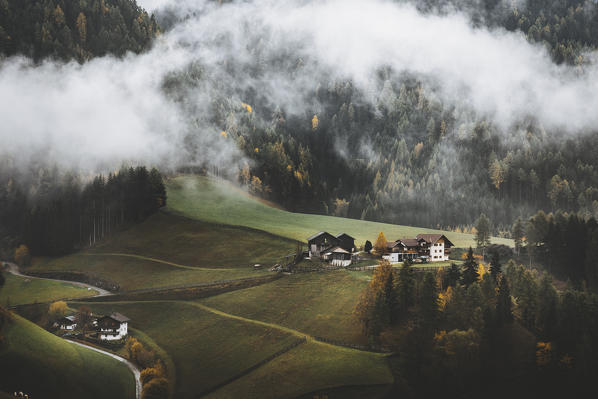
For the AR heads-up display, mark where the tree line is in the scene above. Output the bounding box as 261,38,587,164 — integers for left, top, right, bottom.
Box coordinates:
513,210,598,289
0,165,166,257
355,253,598,397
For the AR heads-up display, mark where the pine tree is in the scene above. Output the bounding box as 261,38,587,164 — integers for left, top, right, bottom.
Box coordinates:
396,261,415,322
512,217,524,256
496,275,513,326
446,262,461,287
461,247,479,287
475,214,491,257
419,272,439,327
536,273,558,339
489,250,501,282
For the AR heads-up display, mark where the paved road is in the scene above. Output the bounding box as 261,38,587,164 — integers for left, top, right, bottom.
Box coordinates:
2,261,140,398
67,339,142,399
3,261,112,296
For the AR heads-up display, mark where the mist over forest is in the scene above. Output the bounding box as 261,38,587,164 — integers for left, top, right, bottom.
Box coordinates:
4,0,598,242
4,2,598,398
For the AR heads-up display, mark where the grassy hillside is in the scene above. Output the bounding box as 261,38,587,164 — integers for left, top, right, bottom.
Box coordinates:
29,212,297,291
31,254,268,291
78,300,393,398
166,175,513,248
78,301,303,397
89,212,298,267
0,313,134,399
204,341,394,399
0,273,97,306
200,271,369,345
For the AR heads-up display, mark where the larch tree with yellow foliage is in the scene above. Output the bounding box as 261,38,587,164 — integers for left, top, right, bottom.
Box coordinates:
312,115,319,130
373,232,388,255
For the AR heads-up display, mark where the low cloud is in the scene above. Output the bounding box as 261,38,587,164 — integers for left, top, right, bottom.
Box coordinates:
2,0,598,174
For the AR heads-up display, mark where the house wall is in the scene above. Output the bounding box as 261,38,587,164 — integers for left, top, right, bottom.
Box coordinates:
383,253,400,264
429,241,448,261
99,322,128,340
331,259,352,267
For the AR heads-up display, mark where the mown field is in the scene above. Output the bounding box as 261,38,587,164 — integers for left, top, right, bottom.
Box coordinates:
73,300,392,398
88,212,299,267
204,341,393,399
0,313,134,399
28,212,297,291
166,175,514,248
0,272,97,306
31,254,268,291
200,271,370,345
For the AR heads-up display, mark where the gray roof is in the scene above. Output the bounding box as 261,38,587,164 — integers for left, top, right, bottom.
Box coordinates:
107,312,130,323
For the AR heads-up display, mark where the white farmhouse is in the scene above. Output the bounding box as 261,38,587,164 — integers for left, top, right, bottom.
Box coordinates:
97,313,130,341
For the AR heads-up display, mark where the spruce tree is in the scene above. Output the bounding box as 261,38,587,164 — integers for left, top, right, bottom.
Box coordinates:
446,262,461,287
396,261,415,322
489,250,501,282
419,272,439,327
496,275,513,326
461,247,479,287
512,217,524,256
475,213,492,256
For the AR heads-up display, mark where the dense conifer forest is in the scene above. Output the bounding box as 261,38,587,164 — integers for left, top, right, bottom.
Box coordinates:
0,165,166,258
0,0,159,61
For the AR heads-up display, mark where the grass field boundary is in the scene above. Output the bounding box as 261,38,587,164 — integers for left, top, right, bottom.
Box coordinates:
80,274,283,302
312,335,391,353
197,337,308,398
188,302,391,356
22,270,120,291
82,253,238,271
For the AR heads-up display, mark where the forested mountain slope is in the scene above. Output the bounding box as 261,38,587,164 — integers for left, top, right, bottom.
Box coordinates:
0,0,158,61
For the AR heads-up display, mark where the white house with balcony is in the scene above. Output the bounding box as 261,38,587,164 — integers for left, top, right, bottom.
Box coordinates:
97,312,130,341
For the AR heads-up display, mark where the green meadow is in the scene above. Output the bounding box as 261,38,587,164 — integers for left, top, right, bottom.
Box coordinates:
0,272,97,306
0,314,134,399
166,175,513,248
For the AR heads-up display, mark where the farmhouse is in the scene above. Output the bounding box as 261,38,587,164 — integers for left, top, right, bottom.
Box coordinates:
417,234,453,261
307,232,338,258
383,234,454,264
97,312,130,341
307,231,355,266
58,315,77,331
